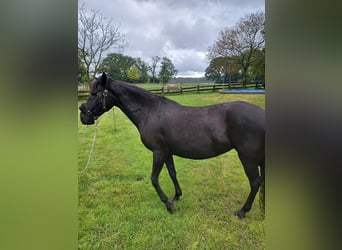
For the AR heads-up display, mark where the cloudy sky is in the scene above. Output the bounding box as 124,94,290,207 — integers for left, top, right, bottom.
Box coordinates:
79,0,264,77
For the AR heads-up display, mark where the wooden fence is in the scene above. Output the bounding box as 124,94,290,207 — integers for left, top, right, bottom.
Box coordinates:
78,82,265,97
148,82,264,95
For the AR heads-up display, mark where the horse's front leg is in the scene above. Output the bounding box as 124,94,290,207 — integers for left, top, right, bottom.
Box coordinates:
165,155,182,202
151,151,174,213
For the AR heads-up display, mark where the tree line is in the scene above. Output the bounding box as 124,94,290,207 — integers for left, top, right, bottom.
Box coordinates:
78,5,264,87
79,53,177,84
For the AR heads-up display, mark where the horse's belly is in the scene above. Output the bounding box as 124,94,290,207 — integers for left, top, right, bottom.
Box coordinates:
171,139,232,160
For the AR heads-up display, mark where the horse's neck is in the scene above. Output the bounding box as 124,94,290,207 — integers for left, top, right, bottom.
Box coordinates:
113,84,157,129
118,100,145,129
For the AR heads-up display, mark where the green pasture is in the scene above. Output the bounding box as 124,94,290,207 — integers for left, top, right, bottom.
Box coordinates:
78,91,265,249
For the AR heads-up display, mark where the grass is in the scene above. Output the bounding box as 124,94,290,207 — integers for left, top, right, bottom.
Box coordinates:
78,91,265,249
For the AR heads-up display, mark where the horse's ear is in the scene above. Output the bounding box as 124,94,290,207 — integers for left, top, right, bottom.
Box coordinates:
101,72,107,88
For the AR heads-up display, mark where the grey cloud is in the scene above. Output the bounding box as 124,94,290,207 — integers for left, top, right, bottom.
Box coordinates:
80,0,264,77
161,17,218,51
134,0,263,9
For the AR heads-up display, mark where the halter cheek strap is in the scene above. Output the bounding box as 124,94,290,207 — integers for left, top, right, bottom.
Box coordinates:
102,89,109,110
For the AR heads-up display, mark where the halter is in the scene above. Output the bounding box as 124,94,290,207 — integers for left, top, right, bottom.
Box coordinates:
82,78,113,118
83,89,110,117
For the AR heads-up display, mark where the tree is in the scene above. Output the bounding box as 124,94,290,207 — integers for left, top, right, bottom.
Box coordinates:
205,56,240,87
134,58,149,83
126,65,140,83
99,53,150,83
207,11,265,87
158,57,178,84
249,48,265,81
148,56,160,83
78,53,88,84
99,53,135,82
205,58,222,82
78,4,127,85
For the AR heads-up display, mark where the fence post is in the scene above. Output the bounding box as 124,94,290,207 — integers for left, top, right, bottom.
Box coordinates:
196,85,200,93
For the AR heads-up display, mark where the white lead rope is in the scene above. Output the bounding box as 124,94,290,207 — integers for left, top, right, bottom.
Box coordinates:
78,119,100,174
112,108,116,133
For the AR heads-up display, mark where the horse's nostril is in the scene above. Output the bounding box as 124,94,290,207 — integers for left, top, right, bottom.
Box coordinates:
79,104,87,113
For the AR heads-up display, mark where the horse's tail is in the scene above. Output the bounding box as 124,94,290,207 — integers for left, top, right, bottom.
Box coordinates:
259,158,265,214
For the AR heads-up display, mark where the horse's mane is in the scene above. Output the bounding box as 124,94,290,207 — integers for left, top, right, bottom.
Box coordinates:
111,79,176,105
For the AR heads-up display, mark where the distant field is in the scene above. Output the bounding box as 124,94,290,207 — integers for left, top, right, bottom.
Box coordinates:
78,92,265,249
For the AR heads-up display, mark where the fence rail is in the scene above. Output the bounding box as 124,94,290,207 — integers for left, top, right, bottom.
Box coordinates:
78,90,90,98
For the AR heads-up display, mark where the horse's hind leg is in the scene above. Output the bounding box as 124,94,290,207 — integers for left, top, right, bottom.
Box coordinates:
165,155,182,202
235,154,263,219
259,158,265,214
151,151,174,213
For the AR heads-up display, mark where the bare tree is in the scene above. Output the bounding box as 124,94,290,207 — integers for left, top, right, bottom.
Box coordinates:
78,4,127,84
207,11,265,87
148,56,160,83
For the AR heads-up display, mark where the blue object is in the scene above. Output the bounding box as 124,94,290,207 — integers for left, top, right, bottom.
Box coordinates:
220,89,265,94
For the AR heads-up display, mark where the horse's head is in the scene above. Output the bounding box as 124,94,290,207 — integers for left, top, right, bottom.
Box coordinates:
79,72,116,125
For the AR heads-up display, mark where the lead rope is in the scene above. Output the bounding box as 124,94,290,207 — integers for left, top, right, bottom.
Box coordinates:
112,107,116,133
78,118,100,174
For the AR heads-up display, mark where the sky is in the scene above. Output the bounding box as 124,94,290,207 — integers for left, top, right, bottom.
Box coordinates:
79,0,264,78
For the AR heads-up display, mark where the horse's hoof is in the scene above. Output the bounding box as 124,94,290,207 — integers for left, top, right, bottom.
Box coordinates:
166,201,175,213
172,196,180,202
234,209,246,219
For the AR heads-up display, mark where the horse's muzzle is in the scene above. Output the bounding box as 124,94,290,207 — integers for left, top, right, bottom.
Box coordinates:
80,112,95,125
79,104,95,125
79,103,87,113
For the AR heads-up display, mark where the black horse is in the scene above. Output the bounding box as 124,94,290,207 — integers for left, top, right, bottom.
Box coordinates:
79,73,265,219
